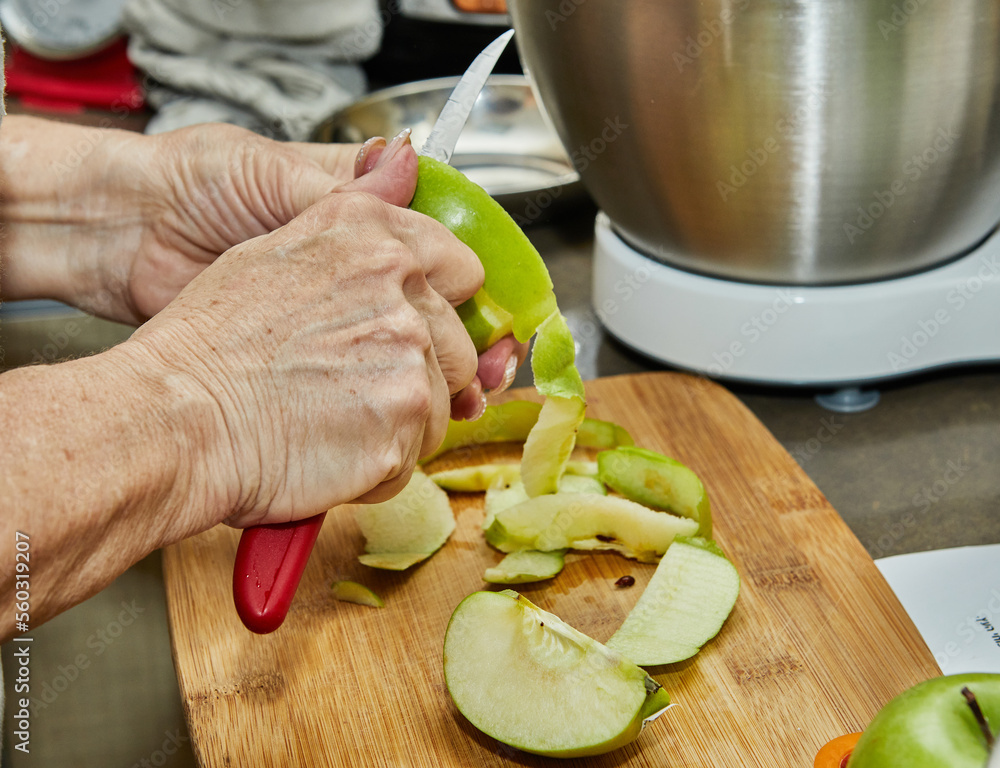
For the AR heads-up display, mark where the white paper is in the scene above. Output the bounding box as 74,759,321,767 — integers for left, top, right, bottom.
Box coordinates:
875,544,1000,674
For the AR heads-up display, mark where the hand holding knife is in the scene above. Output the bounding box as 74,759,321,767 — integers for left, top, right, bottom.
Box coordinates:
232,29,516,634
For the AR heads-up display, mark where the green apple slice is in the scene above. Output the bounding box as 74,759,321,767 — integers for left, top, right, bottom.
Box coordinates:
605,537,740,665
443,590,672,758
411,157,558,352
598,446,713,538
355,470,455,570
484,492,699,562
422,401,543,463
483,549,567,584
482,476,604,531
430,463,522,492
331,580,385,608
430,460,599,493
521,394,587,497
578,418,634,449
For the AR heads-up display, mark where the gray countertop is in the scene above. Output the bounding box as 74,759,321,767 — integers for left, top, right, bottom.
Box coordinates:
3,203,999,767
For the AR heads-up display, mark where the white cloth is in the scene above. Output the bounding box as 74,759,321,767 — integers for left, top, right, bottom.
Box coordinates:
122,0,382,140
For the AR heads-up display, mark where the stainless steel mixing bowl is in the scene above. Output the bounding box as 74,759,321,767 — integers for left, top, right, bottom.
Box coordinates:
511,0,1000,285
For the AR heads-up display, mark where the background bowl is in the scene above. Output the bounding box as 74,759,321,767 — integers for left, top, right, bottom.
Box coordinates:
511,0,1000,285
313,74,585,225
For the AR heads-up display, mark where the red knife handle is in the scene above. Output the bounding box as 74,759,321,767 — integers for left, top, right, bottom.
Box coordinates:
232,512,326,634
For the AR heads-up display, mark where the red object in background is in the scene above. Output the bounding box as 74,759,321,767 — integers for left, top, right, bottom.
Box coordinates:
4,37,144,113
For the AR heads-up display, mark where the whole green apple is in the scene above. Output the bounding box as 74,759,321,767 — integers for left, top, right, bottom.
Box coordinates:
847,673,999,768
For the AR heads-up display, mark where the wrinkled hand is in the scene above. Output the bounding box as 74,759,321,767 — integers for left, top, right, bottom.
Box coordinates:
351,133,530,418
86,123,360,324
127,140,484,527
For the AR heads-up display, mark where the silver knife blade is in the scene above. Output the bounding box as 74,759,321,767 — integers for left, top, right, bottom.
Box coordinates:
419,28,515,164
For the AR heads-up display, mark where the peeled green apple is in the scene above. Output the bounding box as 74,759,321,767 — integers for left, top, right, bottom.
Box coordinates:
847,673,1000,768
443,589,671,757
606,537,740,665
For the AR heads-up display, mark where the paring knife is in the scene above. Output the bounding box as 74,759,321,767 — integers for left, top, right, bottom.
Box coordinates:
232,28,516,634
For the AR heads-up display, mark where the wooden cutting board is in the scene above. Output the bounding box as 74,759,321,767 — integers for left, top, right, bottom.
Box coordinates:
163,372,940,767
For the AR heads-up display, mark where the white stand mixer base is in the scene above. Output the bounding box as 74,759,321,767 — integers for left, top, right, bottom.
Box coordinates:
592,212,1000,387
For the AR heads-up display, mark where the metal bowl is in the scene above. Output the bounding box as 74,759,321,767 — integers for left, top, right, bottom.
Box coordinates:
313,75,584,225
511,0,1000,285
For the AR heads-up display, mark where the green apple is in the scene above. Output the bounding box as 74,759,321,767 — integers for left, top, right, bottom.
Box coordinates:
577,418,634,450
429,460,599,493
430,462,522,492
483,549,567,584
355,470,455,570
443,589,672,757
521,394,586,497
482,476,603,532
847,673,1000,768
410,157,558,353
423,400,632,465
422,400,543,463
330,580,385,608
484,491,699,561
598,446,713,538
605,536,740,665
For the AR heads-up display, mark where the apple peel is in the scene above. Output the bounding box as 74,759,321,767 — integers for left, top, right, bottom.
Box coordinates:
355,470,455,570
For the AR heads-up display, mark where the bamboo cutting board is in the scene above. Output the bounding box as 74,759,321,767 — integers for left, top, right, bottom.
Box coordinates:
163,372,940,767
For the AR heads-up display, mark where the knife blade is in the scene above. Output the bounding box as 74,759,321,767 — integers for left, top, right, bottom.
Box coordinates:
232,28,516,634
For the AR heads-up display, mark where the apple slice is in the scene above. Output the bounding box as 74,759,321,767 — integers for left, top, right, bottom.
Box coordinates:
605,537,740,665
355,470,455,570
578,417,634,449
430,463,522,492
483,549,567,584
430,460,599,493
598,446,713,538
484,492,699,562
331,580,385,608
423,400,543,463
443,590,672,758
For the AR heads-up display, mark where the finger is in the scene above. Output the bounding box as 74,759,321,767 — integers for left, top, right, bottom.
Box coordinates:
335,130,418,208
450,377,487,421
477,335,530,394
285,141,361,182
403,271,480,398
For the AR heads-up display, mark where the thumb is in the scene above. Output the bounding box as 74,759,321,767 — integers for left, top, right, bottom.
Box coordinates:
337,130,418,207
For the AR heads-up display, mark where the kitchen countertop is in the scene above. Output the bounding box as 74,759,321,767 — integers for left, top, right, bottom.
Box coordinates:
4,166,1000,768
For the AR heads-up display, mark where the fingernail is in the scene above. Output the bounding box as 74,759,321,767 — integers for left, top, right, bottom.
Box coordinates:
374,128,412,169
486,353,519,401
354,136,386,177
470,390,488,421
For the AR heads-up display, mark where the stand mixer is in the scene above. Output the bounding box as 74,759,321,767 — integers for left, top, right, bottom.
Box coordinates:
511,0,1000,410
